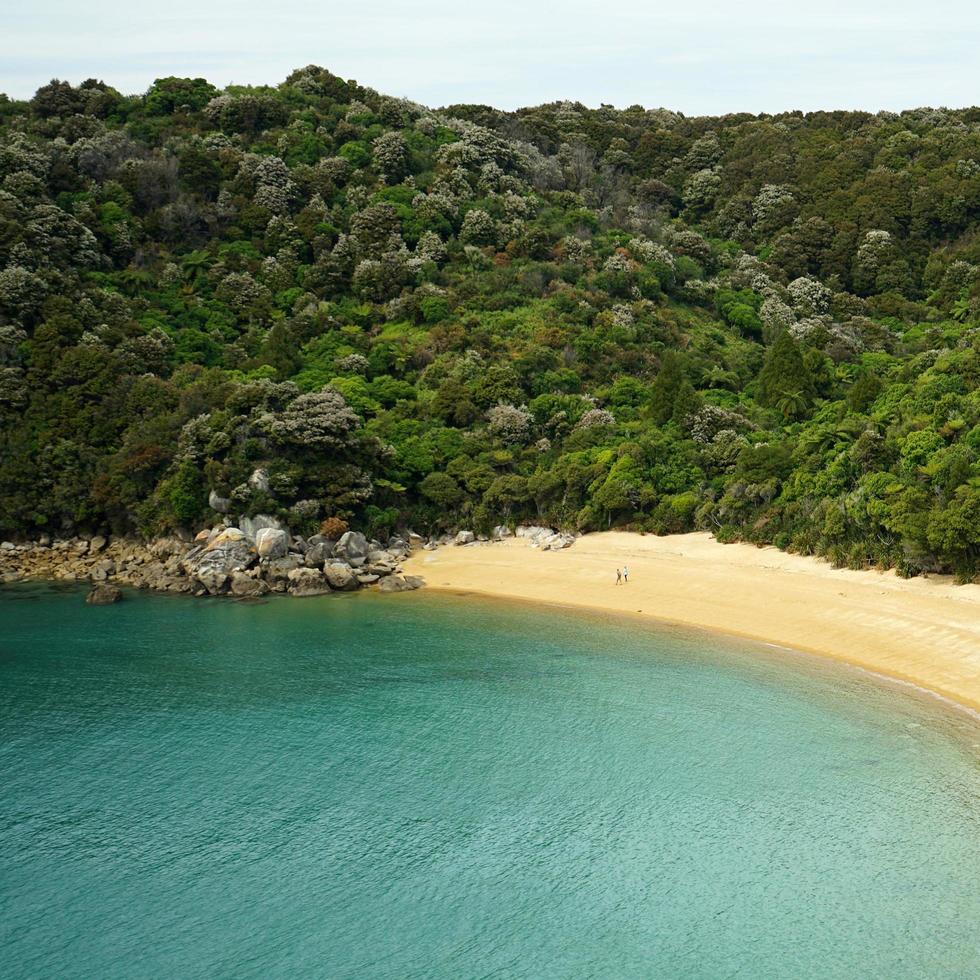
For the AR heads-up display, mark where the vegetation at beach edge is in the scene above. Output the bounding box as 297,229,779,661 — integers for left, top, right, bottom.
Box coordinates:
1,69,980,578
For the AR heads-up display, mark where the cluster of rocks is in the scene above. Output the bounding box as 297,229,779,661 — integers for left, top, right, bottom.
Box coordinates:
179,520,424,598
0,521,425,601
421,525,577,552
0,519,577,604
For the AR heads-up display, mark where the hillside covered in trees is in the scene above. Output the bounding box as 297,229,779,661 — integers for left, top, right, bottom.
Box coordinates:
1,68,980,577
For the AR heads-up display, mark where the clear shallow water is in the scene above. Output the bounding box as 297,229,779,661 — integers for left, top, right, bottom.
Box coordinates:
1,585,980,979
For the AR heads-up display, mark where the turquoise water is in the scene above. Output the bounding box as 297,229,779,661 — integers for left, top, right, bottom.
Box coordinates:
2,585,980,978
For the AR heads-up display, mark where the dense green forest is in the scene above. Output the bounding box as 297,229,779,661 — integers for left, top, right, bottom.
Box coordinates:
1,68,980,577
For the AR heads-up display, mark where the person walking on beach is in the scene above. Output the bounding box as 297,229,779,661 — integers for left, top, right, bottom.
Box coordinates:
615,568,622,585
623,565,629,584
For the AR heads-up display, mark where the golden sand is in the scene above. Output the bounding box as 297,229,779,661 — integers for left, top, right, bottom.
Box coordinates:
403,531,980,712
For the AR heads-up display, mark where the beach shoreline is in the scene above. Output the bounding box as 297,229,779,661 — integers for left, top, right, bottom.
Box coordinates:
403,531,980,714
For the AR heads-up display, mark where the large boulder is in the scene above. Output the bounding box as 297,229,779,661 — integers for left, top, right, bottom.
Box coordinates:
304,540,334,567
491,525,513,540
239,514,285,542
378,574,421,593
183,531,256,595
540,532,576,551
454,530,475,546
206,527,247,549
86,582,122,605
255,527,288,559
514,524,555,547
262,555,304,591
334,531,369,562
386,535,409,558
324,562,359,591
208,489,231,514
230,572,269,597
286,567,331,597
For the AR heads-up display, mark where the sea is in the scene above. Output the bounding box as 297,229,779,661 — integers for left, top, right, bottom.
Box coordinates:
2,583,979,978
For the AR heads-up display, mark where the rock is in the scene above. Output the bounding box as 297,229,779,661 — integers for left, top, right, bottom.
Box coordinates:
408,532,424,551
255,527,288,559
290,536,308,555
86,583,122,605
262,555,303,590
541,532,576,551
323,562,359,591
37,533,51,547
194,529,210,544
516,525,554,542
403,575,425,589
304,541,334,567
208,489,231,514
454,530,475,545
286,567,331,597
206,525,227,545
196,569,229,595
378,575,414,593
183,531,256,594
247,468,271,493
0,541,14,551
230,572,269,597
356,573,380,585
89,535,107,553
72,539,90,556
491,525,513,540
206,527,247,549
239,513,285,542
334,531,369,562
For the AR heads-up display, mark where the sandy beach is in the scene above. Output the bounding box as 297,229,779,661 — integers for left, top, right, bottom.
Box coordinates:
403,531,980,713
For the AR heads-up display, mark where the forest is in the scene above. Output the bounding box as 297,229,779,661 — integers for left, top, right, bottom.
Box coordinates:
1,68,979,577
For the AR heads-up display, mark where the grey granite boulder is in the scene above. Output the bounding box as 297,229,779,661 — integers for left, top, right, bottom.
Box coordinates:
304,541,334,567
378,574,423,593
230,572,269,597
239,514,285,542
255,527,288,559
286,567,331,596
324,562,359,591
334,531,369,562
262,554,303,591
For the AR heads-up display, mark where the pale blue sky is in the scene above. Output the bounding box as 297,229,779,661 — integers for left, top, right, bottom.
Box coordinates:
2,0,977,114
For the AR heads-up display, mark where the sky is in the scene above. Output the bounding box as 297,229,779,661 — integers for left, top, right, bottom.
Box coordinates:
2,0,978,115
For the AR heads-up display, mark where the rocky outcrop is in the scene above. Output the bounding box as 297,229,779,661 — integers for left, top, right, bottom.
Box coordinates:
0,526,421,602
86,582,122,605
